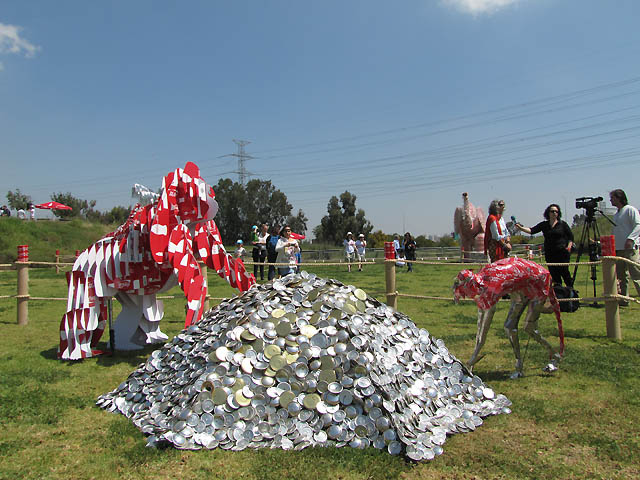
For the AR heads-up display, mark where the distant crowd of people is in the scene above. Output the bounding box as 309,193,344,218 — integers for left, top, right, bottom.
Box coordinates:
1,203,36,220
233,223,302,281
387,233,417,273
343,230,421,273
343,232,367,272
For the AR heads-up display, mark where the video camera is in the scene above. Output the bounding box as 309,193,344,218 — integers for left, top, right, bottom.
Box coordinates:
575,196,603,210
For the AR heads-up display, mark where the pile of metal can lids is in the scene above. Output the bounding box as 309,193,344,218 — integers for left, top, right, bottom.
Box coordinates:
97,271,511,461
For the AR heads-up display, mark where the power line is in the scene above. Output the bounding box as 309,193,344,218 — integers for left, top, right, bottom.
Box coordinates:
249,75,640,156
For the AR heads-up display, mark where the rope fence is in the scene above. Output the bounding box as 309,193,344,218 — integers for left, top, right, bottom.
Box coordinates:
3,244,639,341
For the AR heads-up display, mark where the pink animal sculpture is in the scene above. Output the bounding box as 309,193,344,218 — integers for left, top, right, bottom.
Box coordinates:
58,162,255,360
453,257,565,378
453,192,485,259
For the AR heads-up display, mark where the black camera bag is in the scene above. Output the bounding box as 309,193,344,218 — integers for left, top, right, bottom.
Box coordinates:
553,285,580,313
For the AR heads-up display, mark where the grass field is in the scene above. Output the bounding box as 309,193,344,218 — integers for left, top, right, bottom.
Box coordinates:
1,261,639,480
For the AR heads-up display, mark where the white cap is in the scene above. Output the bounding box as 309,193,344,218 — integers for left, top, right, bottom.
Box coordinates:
359,233,364,237
346,231,353,236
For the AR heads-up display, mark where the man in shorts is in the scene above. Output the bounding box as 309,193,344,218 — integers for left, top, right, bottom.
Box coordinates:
344,232,356,272
355,234,367,271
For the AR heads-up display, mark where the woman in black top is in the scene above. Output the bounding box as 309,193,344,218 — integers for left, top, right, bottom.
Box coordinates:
515,204,574,286
403,232,417,272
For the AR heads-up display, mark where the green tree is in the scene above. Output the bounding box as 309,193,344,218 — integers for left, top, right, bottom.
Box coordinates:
415,235,435,247
313,191,373,245
6,189,32,211
244,179,293,230
212,178,304,243
287,209,308,236
511,234,534,244
50,192,97,219
103,205,132,225
436,234,458,247
211,178,246,242
572,213,585,228
368,230,388,248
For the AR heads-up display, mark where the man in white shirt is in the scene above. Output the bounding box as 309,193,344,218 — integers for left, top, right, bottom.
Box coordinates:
610,189,640,306
343,232,356,272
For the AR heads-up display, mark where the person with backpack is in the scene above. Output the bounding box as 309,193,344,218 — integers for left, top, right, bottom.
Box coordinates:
252,223,269,280
266,225,280,281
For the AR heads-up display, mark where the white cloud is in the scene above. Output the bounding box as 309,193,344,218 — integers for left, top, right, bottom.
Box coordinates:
0,22,40,58
442,0,521,15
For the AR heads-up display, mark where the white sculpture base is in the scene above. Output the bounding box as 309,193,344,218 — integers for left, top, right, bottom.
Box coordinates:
112,293,168,351
112,308,145,351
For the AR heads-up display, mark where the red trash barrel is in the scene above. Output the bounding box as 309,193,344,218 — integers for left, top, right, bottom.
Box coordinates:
600,235,616,256
384,241,396,260
17,245,29,262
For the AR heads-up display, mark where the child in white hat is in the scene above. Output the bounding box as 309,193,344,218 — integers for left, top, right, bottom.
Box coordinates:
234,240,246,259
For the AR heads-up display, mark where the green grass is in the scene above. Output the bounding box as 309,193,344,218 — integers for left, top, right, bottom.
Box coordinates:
0,261,639,480
0,217,116,263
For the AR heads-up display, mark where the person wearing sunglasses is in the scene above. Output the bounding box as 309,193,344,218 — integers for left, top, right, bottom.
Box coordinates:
484,199,511,262
275,225,300,277
515,204,574,287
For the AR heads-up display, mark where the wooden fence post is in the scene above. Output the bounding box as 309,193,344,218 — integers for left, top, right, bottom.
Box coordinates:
200,262,210,312
55,249,60,274
385,260,397,310
601,256,621,340
16,245,29,325
383,242,397,310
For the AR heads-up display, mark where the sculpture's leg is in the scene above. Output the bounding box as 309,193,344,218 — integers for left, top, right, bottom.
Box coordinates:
462,238,472,259
504,295,528,379
58,269,106,360
139,294,169,343
468,305,497,370
112,292,145,351
523,300,562,372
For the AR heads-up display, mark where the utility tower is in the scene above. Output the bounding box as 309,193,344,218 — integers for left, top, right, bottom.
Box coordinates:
228,139,255,185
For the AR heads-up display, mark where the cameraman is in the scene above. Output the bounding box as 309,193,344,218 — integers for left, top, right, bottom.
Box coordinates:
610,189,640,306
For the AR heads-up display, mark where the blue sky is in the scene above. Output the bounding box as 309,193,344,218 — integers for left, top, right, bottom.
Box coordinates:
2,0,640,237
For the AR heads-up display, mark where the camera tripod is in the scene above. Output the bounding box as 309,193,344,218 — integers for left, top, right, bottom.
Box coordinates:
572,208,616,307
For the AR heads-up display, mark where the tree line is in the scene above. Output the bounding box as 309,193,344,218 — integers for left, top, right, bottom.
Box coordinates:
5,189,132,224
4,181,458,247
